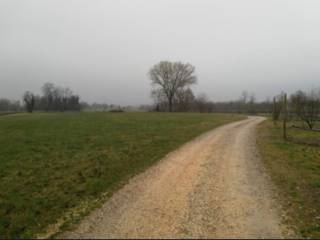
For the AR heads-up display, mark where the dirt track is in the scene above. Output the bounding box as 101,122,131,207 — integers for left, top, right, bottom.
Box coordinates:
61,116,292,239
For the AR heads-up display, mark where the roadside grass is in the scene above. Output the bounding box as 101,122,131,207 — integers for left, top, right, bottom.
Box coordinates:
257,119,320,238
0,112,245,238
288,121,320,146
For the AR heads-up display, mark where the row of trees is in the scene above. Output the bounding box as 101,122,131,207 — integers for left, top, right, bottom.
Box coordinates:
151,88,273,114
80,102,128,112
210,91,273,114
23,83,81,113
148,61,274,113
0,99,22,112
2,61,318,116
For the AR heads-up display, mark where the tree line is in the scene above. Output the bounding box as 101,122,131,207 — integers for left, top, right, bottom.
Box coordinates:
148,61,273,113
0,83,129,113
0,83,82,113
0,99,22,112
19,82,81,113
148,61,320,117
1,60,318,115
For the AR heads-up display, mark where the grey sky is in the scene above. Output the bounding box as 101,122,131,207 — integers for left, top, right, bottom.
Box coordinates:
1,0,320,105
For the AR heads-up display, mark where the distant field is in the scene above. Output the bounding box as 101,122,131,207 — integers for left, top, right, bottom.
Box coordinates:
257,120,320,238
0,112,245,238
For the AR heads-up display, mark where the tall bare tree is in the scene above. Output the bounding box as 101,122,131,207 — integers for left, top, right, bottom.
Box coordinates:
149,61,197,112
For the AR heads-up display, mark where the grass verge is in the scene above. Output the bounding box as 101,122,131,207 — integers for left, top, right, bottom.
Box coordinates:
257,119,320,238
0,112,245,238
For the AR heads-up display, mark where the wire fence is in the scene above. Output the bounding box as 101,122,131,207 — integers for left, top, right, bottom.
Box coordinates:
272,91,320,146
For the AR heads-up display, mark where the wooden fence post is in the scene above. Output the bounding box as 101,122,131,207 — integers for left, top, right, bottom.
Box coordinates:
273,97,276,125
283,93,287,140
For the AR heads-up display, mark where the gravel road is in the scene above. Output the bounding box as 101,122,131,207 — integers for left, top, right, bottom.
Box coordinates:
61,116,292,239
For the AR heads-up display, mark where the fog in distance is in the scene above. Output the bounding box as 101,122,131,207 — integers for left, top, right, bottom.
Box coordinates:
1,0,320,104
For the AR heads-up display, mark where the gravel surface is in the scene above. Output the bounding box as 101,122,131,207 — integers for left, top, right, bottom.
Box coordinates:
61,116,293,239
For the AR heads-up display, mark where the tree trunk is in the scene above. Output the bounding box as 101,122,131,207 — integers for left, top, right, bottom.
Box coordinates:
168,98,173,112
306,121,313,130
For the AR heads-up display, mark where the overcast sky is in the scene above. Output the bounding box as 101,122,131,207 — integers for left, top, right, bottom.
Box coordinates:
1,0,320,105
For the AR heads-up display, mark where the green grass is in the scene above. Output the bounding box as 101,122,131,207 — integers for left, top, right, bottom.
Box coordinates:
257,119,320,238
0,112,245,238
287,120,320,146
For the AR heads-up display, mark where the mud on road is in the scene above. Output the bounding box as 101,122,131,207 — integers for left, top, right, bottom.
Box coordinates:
61,117,293,239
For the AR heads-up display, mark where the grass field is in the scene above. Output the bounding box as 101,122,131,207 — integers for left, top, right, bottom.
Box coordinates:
288,120,320,147
0,112,245,238
257,120,320,238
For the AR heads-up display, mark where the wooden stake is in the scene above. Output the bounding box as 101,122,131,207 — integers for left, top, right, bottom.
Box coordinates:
283,93,287,140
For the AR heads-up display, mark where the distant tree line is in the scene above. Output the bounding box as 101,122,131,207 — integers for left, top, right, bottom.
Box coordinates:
0,82,132,113
80,102,126,112
151,88,273,114
148,61,274,114
22,82,81,113
0,99,22,112
0,82,82,113
151,88,215,113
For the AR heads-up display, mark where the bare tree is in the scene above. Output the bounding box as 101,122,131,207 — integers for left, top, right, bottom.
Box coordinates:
149,61,197,112
23,91,35,113
290,90,320,129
